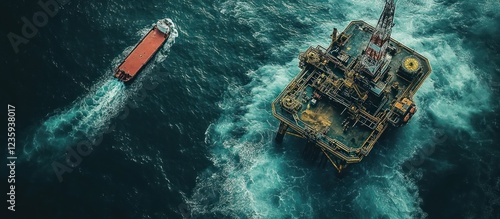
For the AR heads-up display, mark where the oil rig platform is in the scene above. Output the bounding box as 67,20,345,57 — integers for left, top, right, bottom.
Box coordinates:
272,0,431,172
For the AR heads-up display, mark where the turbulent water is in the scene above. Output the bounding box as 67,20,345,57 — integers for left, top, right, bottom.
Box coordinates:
2,0,499,218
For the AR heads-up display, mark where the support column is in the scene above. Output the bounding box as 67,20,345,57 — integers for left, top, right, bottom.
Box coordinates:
275,122,288,143
328,27,338,50
303,141,316,160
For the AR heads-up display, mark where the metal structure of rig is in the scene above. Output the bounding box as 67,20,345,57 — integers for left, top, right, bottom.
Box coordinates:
272,0,431,173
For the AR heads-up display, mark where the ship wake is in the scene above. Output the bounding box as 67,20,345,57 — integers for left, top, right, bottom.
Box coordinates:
23,19,178,171
25,79,127,163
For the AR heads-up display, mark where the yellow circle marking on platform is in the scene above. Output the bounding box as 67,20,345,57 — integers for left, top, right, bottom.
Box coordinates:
403,57,419,71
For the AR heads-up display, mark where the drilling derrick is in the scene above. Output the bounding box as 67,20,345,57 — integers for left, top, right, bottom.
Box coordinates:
271,0,431,173
360,0,396,80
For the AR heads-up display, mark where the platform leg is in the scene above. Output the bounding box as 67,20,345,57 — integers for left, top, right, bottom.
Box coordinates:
275,122,288,143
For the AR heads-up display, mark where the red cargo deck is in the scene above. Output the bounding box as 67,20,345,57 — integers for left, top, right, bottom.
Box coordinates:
114,27,169,82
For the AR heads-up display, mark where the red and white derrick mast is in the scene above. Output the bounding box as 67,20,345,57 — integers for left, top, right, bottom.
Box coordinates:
361,0,396,79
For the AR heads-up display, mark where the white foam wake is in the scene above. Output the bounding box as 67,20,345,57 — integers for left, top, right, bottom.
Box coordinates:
24,19,179,166
25,79,127,160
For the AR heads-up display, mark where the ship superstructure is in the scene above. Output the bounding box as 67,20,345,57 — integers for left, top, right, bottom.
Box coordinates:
272,0,431,172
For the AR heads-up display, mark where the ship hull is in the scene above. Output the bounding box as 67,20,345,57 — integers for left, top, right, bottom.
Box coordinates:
114,26,170,82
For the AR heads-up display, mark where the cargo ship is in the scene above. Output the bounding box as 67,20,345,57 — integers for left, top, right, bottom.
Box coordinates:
272,0,431,172
114,18,174,82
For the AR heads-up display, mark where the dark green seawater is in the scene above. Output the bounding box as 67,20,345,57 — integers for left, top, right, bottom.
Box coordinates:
1,0,499,218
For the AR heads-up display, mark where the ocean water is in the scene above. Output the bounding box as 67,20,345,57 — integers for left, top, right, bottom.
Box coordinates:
1,0,499,218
